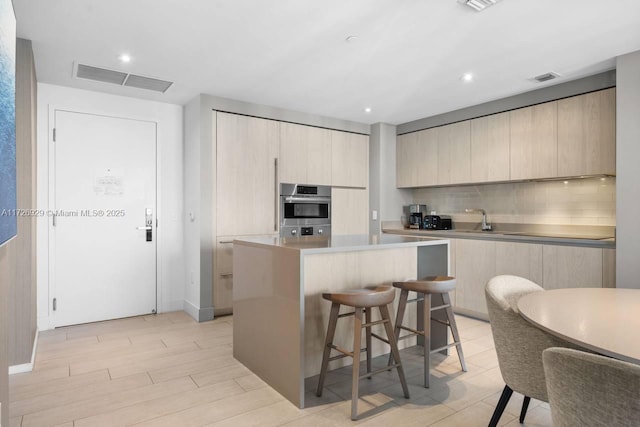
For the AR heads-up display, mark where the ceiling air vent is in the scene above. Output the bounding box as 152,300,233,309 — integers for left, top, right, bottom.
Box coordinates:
533,72,560,83
73,62,173,93
458,0,501,12
76,64,127,85
124,74,173,93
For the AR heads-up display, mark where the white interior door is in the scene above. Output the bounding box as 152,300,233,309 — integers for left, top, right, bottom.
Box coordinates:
52,110,157,327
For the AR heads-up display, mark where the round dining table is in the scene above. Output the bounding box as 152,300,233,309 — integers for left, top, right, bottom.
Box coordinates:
517,288,640,365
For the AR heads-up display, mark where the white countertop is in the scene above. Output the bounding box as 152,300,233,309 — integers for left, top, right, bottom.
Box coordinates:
233,234,448,254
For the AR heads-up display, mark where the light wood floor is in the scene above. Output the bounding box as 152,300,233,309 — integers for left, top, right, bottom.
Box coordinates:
9,311,552,427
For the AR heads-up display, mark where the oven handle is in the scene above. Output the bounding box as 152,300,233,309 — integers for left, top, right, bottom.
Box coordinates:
284,196,331,203
274,158,278,233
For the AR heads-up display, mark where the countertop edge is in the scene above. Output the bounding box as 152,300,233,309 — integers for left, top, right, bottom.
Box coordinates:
382,228,615,248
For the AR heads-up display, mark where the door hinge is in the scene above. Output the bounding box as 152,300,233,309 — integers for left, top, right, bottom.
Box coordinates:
52,214,56,227
53,128,56,142
53,298,57,311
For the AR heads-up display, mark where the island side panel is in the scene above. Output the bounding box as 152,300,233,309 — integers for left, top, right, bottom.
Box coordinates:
302,247,418,378
417,243,450,352
233,243,303,407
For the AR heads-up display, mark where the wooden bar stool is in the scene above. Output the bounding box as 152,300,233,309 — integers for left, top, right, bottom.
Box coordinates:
316,286,410,420
389,276,467,388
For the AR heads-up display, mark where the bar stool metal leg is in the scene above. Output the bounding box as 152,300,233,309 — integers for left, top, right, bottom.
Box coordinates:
365,307,372,378
442,292,467,372
379,305,410,398
316,302,340,397
423,293,432,388
351,307,363,420
388,288,409,367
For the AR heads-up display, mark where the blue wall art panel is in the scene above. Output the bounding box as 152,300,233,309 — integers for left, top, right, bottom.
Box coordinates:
0,0,16,246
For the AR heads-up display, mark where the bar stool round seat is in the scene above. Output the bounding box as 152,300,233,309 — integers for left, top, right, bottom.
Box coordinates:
393,276,456,294
317,285,409,420
389,276,466,388
322,286,395,308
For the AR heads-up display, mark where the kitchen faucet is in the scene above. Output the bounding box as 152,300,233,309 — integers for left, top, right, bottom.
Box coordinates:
465,208,492,231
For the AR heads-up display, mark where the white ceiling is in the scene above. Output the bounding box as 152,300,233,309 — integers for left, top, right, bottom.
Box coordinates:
14,0,640,125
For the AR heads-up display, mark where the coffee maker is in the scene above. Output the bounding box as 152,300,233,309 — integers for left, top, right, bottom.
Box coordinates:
403,204,428,229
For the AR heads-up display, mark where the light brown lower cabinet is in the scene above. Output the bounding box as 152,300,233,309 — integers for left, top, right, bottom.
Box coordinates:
214,234,276,315
450,238,615,318
542,245,603,289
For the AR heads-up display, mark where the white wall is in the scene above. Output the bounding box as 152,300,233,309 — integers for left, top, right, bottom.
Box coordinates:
36,83,185,330
616,50,640,289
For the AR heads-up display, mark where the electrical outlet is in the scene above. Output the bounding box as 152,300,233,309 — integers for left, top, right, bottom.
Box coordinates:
372,210,378,221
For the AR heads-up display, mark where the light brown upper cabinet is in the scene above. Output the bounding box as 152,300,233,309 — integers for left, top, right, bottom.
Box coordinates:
216,112,280,236
280,122,332,185
331,131,368,188
417,127,438,186
510,101,558,180
470,112,510,182
437,121,471,185
557,88,616,177
396,132,419,188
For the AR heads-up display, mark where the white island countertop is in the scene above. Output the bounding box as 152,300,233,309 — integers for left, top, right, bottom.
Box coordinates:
233,233,448,254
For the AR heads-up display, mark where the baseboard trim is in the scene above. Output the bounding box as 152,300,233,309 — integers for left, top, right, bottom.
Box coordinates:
183,300,214,322
9,328,39,375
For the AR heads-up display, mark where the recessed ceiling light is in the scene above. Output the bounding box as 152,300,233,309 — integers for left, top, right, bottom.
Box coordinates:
364,107,372,113
461,73,474,82
118,54,131,63
345,36,358,43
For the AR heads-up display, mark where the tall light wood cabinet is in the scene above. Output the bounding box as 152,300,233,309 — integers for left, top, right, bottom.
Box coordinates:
470,112,510,182
331,131,368,188
280,122,332,185
332,188,369,235
510,101,558,180
558,88,616,177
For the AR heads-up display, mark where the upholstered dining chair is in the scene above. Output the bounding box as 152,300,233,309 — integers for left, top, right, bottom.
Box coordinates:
485,275,578,427
543,347,640,427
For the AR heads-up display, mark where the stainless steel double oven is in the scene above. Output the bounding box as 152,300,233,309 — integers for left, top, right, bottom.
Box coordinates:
280,183,331,237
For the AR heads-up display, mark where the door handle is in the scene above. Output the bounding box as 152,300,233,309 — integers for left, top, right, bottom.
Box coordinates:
142,208,153,241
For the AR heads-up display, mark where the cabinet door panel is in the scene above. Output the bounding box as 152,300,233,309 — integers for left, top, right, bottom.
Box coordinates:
306,126,332,185
216,112,279,236
332,131,368,188
510,102,558,180
471,112,510,182
397,132,419,187
495,242,543,285
331,188,368,235
448,121,471,184
279,122,310,184
436,126,451,185
542,245,603,289
455,239,496,315
417,128,438,186
558,88,615,176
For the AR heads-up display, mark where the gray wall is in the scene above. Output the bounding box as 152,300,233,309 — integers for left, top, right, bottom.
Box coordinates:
184,94,370,321
9,38,38,366
398,70,616,135
369,123,412,234
616,51,640,289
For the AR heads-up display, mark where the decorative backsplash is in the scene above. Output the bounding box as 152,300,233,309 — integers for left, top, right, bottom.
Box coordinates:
413,177,616,226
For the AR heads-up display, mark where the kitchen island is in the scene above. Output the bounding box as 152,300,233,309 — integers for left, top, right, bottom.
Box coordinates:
232,234,450,408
